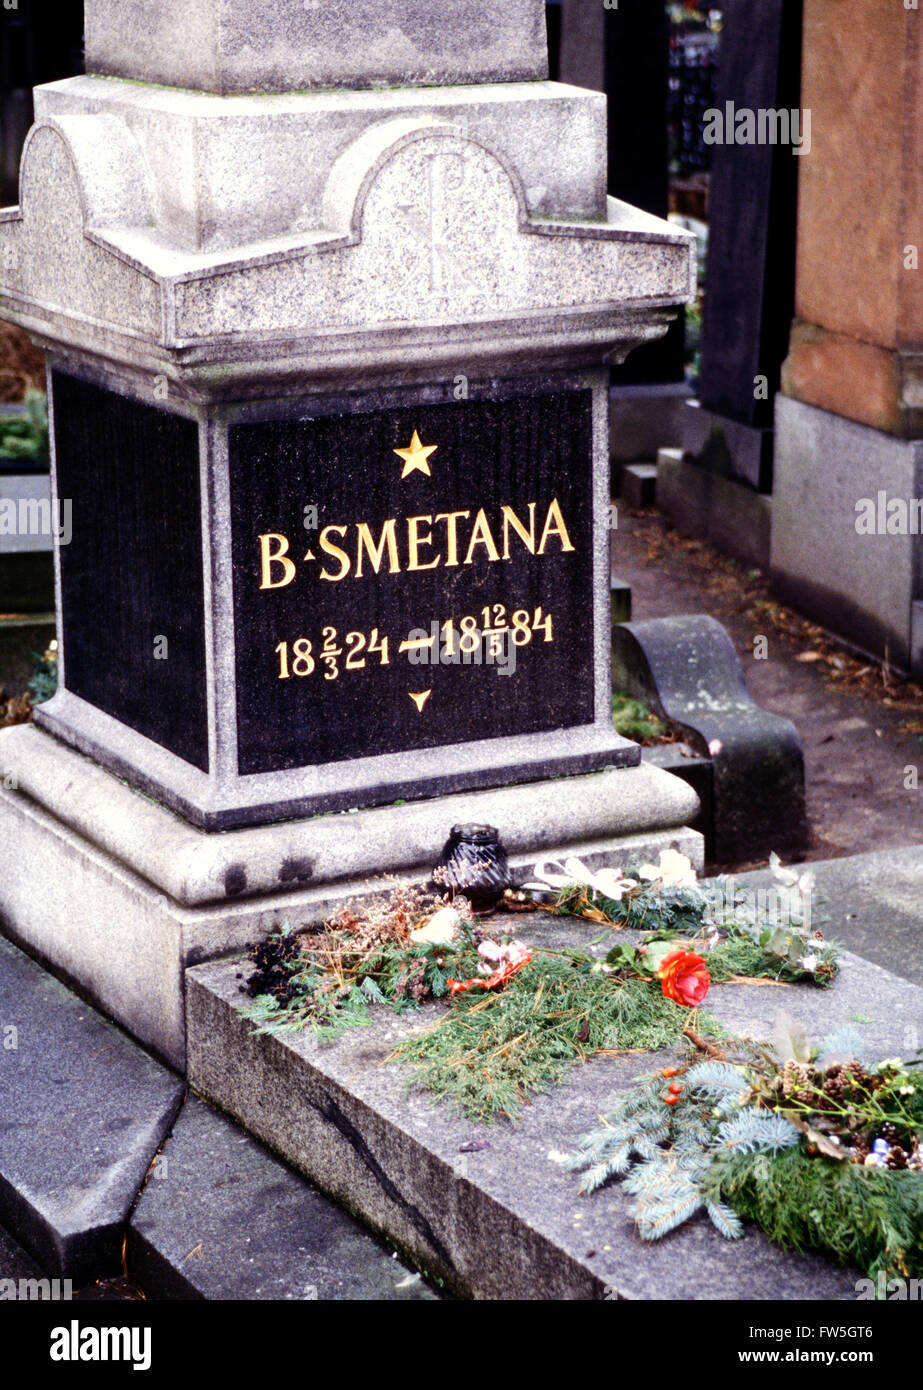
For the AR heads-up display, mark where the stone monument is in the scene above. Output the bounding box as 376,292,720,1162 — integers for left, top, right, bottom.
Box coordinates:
0,0,698,1066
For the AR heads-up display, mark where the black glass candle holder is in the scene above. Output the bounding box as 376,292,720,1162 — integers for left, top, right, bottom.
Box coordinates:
432,824,513,911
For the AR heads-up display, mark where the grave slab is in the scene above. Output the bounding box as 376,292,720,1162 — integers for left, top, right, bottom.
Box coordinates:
187,914,921,1300
128,1095,438,1301
710,846,923,993
0,934,183,1285
655,446,773,572
619,462,658,510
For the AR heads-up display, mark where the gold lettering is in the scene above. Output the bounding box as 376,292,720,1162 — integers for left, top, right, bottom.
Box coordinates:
463,508,500,565
259,533,296,590
434,511,470,567
501,503,537,559
356,519,400,578
318,525,351,582
406,515,440,572
537,498,575,555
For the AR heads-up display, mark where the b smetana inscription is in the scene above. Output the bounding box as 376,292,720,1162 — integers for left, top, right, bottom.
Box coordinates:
228,389,594,775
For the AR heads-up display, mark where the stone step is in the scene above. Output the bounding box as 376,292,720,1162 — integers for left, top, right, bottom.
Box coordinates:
128,1093,439,1301
186,909,922,1300
0,934,184,1284
0,931,441,1299
619,462,658,509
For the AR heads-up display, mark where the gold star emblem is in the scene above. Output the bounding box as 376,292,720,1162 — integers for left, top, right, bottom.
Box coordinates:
394,430,438,479
409,690,432,713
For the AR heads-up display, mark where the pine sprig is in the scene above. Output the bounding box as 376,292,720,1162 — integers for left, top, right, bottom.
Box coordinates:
395,958,718,1123
703,1147,923,1281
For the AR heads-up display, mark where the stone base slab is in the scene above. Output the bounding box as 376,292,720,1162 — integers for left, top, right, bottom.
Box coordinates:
186,914,923,1300
683,399,773,492
771,395,923,675
0,724,701,1068
656,447,772,571
0,934,183,1283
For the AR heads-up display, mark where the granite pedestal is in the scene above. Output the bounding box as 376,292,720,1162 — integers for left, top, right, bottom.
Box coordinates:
771,395,923,678
0,0,698,1068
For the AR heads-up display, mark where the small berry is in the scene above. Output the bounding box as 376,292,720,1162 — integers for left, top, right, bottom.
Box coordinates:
661,1067,680,1078
663,1095,679,1106
668,1083,682,1095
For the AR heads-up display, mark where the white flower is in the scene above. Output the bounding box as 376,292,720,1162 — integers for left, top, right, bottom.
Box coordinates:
593,867,638,899
410,907,460,945
769,852,814,896
530,857,638,900
637,849,697,889
798,953,818,973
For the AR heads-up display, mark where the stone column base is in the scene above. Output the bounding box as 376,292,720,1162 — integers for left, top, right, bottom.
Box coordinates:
683,399,773,493
772,395,923,678
0,724,702,1069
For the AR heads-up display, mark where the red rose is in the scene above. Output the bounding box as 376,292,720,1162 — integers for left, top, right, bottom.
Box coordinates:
656,949,710,1008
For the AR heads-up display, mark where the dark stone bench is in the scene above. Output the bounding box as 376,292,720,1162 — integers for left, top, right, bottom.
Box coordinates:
612,614,807,862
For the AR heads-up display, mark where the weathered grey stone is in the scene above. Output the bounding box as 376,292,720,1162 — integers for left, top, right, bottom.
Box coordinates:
656,446,773,571
128,1095,438,1300
0,1223,45,1283
683,398,774,493
84,0,550,95
620,462,658,510
0,88,694,396
640,742,713,856
36,77,608,253
0,97,694,397
771,395,923,673
0,724,702,1068
0,935,183,1283
611,615,807,862
0,724,699,908
708,846,923,994
609,382,692,465
187,912,923,1300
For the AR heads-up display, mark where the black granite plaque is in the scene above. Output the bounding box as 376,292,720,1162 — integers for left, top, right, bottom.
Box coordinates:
229,389,595,775
52,371,209,770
